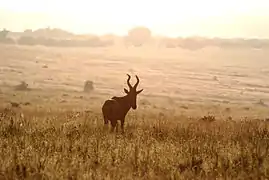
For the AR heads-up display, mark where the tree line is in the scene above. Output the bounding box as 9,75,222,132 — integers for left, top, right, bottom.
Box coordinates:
1,27,269,49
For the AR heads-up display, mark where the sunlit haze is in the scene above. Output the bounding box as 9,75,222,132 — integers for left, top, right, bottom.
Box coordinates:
1,0,269,38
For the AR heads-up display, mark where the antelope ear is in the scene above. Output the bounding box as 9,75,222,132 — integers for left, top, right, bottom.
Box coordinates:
124,88,129,94
136,89,143,94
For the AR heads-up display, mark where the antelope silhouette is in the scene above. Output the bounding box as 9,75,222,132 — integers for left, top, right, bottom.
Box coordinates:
102,74,143,133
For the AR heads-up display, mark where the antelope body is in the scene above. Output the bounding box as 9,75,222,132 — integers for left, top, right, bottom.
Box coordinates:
102,74,143,133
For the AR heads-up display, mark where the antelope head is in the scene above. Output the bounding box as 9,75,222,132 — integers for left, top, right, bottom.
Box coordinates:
124,74,143,109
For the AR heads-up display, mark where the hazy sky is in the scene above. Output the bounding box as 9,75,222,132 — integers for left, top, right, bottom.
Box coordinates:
1,0,269,38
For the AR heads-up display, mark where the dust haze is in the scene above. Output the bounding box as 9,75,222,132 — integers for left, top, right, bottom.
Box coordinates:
1,27,269,118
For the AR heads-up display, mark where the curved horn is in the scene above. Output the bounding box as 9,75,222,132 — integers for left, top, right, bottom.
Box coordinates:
134,75,140,89
126,74,132,89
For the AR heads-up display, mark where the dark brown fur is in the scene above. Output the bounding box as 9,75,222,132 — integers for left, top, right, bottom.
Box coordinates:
102,74,143,133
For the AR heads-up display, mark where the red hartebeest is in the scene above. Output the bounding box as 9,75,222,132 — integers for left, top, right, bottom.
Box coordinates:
102,74,143,133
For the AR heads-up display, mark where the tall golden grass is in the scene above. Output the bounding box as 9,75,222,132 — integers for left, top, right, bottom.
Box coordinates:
0,107,268,179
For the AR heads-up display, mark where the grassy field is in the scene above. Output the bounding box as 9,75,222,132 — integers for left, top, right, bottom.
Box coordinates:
0,44,269,179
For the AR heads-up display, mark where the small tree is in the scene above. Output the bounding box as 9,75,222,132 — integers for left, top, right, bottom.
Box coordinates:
0,29,9,39
126,26,152,47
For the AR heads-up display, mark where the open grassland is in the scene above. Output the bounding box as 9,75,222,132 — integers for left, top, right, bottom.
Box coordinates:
0,45,269,179
0,106,269,180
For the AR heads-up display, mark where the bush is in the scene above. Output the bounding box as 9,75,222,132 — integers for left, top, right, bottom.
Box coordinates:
83,80,94,92
18,36,37,46
0,37,15,44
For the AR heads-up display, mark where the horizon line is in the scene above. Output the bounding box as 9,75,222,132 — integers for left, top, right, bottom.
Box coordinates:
4,26,269,40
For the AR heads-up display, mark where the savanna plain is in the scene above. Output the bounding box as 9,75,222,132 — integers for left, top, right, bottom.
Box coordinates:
0,44,269,179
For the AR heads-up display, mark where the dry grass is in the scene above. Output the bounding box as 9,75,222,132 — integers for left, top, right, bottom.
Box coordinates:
0,106,268,180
